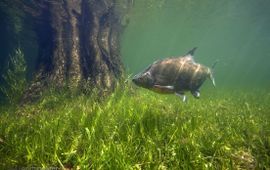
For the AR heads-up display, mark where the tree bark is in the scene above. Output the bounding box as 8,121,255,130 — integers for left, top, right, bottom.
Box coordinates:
15,0,132,102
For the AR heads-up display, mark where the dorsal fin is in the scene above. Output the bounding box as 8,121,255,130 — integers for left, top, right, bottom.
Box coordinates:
182,47,197,62
186,47,197,56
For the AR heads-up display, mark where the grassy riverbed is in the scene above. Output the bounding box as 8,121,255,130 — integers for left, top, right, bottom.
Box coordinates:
0,85,269,169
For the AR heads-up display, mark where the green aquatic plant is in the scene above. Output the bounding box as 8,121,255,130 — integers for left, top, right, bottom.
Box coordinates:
0,85,269,169
0,48,27,104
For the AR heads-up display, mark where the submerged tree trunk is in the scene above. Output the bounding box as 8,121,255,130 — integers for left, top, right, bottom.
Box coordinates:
13,0,132,102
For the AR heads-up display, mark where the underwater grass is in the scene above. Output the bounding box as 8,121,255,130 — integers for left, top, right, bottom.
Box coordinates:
0,85,269,169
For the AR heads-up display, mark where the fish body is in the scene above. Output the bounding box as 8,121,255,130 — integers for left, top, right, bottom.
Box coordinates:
132,48,216,101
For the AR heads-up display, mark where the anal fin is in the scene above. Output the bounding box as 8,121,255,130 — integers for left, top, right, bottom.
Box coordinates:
175,92,187,102
191,90,200,98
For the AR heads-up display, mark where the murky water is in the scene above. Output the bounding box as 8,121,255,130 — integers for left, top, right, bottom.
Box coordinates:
121,0,270,89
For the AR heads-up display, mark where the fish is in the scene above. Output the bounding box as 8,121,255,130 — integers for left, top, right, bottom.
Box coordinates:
132,47,217,102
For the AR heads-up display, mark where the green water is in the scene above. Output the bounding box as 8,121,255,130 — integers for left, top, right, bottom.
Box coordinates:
0,1,270,169
121,0,270,89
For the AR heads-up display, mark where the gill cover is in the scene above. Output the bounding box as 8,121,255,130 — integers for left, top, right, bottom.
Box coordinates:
132,71,154,88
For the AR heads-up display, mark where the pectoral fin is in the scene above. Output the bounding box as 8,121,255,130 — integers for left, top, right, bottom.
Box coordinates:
152,85,175,93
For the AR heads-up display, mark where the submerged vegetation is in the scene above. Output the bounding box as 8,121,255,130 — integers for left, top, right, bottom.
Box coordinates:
0,84,269,169
0,48,27,104
1,0,269,169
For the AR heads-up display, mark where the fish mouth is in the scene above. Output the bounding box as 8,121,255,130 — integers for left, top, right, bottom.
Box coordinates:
132,77,138,85
132,74,142,86
132,74,140,82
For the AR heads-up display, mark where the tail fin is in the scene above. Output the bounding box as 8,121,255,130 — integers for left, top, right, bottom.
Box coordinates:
209,60,218,87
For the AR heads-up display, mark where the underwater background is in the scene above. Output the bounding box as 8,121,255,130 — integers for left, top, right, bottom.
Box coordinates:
0,0,270,169
121,0,270,89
